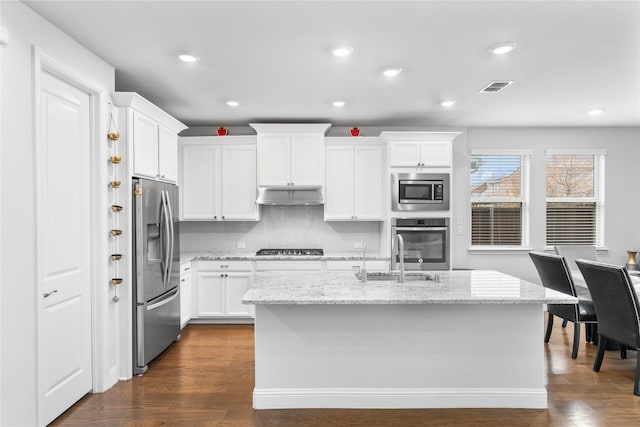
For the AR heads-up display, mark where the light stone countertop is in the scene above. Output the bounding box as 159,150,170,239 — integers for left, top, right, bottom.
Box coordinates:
181,252,389,262
242,270,578,305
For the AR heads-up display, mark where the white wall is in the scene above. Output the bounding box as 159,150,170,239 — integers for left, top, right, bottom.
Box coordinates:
0,2,115,425
455,127,640,283
181,205,382,255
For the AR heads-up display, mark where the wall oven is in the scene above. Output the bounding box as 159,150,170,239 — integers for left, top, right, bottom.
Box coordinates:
391,173,450,211
391,217,450,270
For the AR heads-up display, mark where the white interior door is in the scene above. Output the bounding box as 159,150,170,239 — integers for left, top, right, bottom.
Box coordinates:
38,71,92,425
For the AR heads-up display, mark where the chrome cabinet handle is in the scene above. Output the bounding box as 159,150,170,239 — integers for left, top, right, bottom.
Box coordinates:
220,264,229,268
43,290,58,298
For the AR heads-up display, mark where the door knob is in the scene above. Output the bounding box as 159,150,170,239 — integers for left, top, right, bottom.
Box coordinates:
43,290,58,298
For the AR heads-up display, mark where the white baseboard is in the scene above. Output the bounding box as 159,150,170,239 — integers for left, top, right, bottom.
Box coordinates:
253,387,548,409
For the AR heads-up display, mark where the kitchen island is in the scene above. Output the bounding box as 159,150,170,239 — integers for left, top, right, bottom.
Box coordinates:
242,270,576,410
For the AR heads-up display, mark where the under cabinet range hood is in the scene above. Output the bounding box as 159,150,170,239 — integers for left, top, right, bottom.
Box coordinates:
256,187,324,206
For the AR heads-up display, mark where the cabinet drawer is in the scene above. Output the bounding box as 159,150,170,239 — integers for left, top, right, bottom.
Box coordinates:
325,260,389,271
180,262,192,275
255,260,322,271
196,260,252,271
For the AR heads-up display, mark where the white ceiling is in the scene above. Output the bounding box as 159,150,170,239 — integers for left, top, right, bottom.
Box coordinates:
24,0,640,128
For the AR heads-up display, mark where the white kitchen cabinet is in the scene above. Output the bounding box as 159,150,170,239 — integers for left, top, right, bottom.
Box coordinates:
112,92,186,183
380,131,461,170
179,262,192,328
325,142,384,221
251,123,330,187
194,261,254,319
179,137,259,221
255,260,323,271
388,140,451,168
325,260,389,271
196,272,225,317
158,125,178,182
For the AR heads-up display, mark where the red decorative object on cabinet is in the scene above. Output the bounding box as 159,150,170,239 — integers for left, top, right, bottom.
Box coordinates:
217,127,228,136
350,127,360,137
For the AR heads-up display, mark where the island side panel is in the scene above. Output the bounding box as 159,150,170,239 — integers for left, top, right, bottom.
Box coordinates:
253,304,546,409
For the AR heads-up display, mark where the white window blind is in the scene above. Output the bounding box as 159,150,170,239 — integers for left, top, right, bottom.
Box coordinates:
545,152,605,246
470,152,529,247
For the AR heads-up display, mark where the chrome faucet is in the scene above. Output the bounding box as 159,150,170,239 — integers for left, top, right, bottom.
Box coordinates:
392,234,405,283
361,243,367,283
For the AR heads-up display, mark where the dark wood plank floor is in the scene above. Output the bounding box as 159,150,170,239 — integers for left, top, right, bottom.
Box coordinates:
51,318,640,426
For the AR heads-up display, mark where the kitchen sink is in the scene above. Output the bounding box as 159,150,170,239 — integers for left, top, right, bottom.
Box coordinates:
354,271,434,282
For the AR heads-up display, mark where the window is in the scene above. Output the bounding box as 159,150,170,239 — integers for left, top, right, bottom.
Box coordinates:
546,150,605,247
470,151,530,247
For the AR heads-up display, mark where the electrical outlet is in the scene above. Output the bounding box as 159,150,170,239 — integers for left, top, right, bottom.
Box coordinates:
236,242,246,249
354,242,363,249
456,225,463,235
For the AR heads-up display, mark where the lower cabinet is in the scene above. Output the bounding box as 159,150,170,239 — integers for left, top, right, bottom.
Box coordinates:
179,262,192,328
194,261,254,320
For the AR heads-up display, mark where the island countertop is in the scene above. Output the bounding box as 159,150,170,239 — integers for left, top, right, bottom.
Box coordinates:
241,270,577,305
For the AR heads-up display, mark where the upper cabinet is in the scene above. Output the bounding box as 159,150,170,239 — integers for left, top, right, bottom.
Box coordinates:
112,92,187,183
179,136,259,221
325,138,384,221
251,123,330,187
380,132,462,170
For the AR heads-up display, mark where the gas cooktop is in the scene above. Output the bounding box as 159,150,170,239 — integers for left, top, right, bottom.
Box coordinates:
256,248,324,256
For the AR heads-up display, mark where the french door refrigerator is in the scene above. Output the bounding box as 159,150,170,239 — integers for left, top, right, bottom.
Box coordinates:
132,177,181,375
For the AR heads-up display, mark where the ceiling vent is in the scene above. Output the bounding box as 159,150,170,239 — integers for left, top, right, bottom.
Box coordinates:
479,81,513,93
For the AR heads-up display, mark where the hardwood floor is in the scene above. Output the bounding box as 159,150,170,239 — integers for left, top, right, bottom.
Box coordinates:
51,319,640,426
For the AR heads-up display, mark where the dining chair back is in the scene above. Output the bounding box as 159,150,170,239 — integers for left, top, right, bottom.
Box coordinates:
529,251,596,358
575,259,640,395
555,245,597,271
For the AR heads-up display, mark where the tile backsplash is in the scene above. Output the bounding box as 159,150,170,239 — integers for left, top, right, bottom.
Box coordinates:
180,206,382,254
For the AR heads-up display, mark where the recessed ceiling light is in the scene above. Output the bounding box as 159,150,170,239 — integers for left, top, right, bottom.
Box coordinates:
333,101,346,108
588,107,605,116
489,42,517,55
178,53,200,63
226,100,239,107
331,46,353,57
440,100,457,108
381,67,402,78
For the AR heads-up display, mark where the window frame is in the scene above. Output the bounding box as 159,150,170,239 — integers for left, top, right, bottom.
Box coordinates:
469,149,531,250
544,149,606,249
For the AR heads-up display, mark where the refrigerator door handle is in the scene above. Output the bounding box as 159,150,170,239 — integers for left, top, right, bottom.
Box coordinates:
160,190,171,287
146,288,180,311
165,190,175,284
158,191,166,286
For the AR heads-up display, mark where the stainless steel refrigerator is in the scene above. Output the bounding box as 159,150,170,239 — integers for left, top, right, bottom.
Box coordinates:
132,178,181,375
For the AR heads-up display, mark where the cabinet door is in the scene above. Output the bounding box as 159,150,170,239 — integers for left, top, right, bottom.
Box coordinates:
324,145,354,220
221,145,258,220
354,145,384,220
181,145,216,220
389,141,421,167
420,141,451,167
132,111,159,178
196,272,225,317
258,134,290,186
290,134,322,186
158,125,178,182
226,273,254,317
179,272,192,328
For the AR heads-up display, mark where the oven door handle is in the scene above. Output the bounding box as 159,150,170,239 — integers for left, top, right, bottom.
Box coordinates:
394,227,449,232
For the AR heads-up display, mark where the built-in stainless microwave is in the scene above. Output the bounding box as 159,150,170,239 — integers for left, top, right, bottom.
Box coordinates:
391,173,450,211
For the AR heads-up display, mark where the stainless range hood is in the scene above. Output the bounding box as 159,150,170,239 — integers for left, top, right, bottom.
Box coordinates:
256,186,324,206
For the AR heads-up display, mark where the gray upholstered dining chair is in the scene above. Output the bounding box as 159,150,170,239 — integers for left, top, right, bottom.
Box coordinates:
575,259,640,396
529,251,597,358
